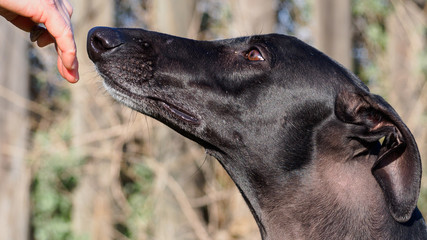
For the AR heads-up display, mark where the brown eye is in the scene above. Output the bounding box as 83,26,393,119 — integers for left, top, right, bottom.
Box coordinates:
246,49,264,61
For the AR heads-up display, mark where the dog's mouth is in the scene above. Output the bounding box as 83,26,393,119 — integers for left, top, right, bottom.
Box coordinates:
148,97,200,125
102,77,200,126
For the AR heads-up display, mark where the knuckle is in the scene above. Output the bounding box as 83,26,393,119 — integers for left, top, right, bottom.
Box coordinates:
44,0,56,8
59,23,73,39
68,5,74,16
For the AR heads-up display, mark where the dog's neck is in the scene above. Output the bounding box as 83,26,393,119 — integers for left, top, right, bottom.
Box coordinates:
212,151,425,240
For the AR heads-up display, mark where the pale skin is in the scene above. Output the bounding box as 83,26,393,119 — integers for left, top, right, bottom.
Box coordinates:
0,0,79,83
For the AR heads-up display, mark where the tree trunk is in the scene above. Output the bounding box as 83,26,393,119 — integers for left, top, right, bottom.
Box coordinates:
229,0,276,36
313,0,352,70
70,0,115,239
149,0,199,38
385,1,426,180
0,22,30,240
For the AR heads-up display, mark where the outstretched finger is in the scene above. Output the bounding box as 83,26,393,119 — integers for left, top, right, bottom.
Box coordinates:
57,54,79,83
53,24,77,69
41,6,78,80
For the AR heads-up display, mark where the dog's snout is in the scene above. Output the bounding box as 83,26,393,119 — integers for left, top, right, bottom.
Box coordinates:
87,27,124,61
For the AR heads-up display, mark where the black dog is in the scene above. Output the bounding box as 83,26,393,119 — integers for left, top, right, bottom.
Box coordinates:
87,27,427,239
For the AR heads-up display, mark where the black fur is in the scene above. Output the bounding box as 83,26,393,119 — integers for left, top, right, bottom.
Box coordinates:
87,27,427,239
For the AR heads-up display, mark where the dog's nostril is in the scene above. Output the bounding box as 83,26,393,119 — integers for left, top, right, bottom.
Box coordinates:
92,33,122,50
87,27,124,61
92,35,106,51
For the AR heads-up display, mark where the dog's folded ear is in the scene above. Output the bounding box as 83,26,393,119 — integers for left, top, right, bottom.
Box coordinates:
335,90,422,223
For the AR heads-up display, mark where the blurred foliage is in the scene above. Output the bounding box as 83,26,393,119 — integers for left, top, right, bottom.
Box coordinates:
30,122,82,240
352,0,392,85
28,82,156,239
198,1,233,39
28,47,81,240
114,0,149,28
353,0,392,18
420,47,427,79
277,0,312,41
117,154,155,238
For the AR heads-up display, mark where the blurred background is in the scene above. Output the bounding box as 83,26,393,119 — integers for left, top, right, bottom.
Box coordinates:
0,0,426,239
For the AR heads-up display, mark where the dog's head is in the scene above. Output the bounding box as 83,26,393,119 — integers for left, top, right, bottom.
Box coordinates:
87,27,421,229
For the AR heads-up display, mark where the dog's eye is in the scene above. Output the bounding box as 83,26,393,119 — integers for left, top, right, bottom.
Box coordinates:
245,49,264,61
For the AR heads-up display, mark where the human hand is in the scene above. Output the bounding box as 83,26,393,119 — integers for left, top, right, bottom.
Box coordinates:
0,0,79,83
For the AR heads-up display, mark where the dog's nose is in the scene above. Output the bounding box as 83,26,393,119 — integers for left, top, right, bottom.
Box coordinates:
87,27,124,62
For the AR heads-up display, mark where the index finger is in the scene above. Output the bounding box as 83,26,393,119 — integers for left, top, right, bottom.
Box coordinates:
40,2,78,81
41,2,75,61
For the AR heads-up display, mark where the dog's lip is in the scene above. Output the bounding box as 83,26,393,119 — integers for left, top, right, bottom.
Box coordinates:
101,75,200,125
148,97,201,125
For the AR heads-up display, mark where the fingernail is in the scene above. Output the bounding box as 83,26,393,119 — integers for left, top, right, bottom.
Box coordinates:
71,58,78,70
73,69,80,82
71,58,79,82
